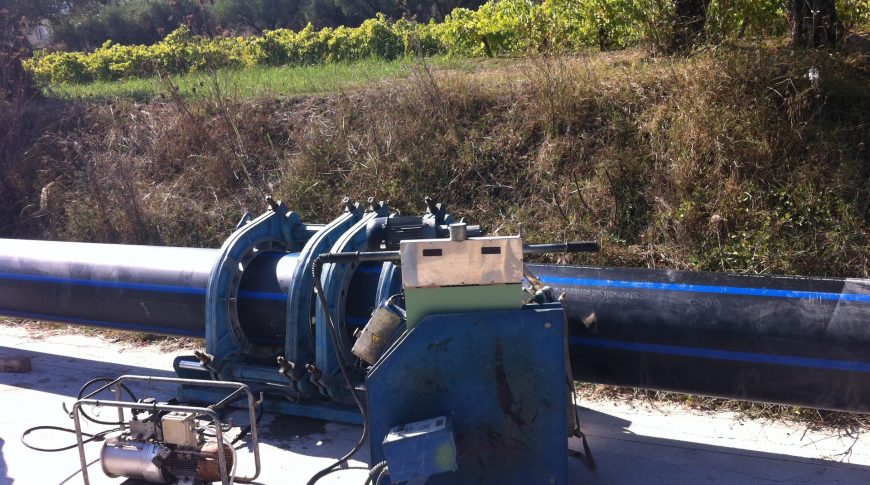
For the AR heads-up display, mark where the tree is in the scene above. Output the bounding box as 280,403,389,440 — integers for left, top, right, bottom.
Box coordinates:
0,0,71,98
214,0,303,31
51,0,215,50
333,0,486,25
670,0,710,52
787,0,843,47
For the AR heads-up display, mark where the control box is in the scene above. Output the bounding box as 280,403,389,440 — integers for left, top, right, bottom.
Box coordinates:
399,236,524,328
382,416,457,482
161,412,198,448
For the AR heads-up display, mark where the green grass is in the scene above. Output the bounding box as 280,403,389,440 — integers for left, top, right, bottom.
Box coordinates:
45,56,497,101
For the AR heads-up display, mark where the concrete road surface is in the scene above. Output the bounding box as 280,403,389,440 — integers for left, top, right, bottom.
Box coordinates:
1,323,867,484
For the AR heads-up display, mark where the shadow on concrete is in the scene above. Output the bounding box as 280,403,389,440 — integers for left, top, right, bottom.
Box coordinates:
0,347,368,462
0,436,11,485
0,347,177,398
3,347,868,484
570,404,870,484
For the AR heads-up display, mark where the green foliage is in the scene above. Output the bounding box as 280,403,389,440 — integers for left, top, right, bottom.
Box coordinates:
837,0,870,32
25,50,92,84
705,1,788,41
25,0,870,86
25,26,250,84
53,0,487,49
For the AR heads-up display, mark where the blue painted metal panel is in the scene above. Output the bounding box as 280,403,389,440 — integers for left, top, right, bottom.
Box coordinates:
374,262,402,307
382,416,457,482
173,355,365,424
175,385,363,424
365,305,568,484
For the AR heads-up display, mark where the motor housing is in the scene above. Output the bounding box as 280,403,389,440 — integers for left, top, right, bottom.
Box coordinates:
100,411,234,484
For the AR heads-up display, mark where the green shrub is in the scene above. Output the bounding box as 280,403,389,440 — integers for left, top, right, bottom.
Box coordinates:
705,1,788,41
24,50,92,85
24,0,870,86
837,0,870,32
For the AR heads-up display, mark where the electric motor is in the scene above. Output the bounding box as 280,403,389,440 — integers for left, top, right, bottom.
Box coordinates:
101,435,233,484
100,411,235,484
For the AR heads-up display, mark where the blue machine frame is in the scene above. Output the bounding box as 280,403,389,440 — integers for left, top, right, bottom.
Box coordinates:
175,198,570,482
366,305,568,484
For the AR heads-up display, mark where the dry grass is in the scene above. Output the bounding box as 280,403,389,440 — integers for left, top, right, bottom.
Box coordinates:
3,47,867,276
0,317,201,352
578,383,870,432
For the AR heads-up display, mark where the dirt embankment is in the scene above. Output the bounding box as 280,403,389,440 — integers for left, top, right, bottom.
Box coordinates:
3,48,867,276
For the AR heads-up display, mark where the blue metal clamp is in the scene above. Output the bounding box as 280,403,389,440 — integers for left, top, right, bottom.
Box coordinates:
315,201,391,399
205,198,304,364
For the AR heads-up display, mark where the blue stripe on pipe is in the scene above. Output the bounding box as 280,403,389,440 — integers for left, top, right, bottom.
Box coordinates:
0,273,292,302
540,276,870,303
0,271,206,295
356,265,383,274
0,309,203,337
570,337,870,373
238,290,286,301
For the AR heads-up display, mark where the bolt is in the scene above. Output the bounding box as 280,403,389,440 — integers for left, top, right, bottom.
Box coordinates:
425,196,438,214
544,321,552,328
266,195,280,212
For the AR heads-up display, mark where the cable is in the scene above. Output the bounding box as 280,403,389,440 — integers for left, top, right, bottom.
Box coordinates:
365,462,388,485
22,376,138,452
69,377,138,425
230,402,264,445
374,466,390,485
21,425,120,452
306,255,371,485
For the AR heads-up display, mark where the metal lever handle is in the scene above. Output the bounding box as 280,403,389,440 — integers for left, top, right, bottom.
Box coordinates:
316,250,401,264
523,241,600,254
318,241,598,263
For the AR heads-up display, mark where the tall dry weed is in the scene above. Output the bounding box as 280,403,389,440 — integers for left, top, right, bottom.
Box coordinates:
2,47,866,276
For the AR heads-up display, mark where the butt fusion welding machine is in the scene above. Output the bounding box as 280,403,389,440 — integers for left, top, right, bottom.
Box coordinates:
67,198,595,484
13,195,868,483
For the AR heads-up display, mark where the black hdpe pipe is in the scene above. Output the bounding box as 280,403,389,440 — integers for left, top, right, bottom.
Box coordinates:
0,239,296,338
530,264,870,413
1,238,868,413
